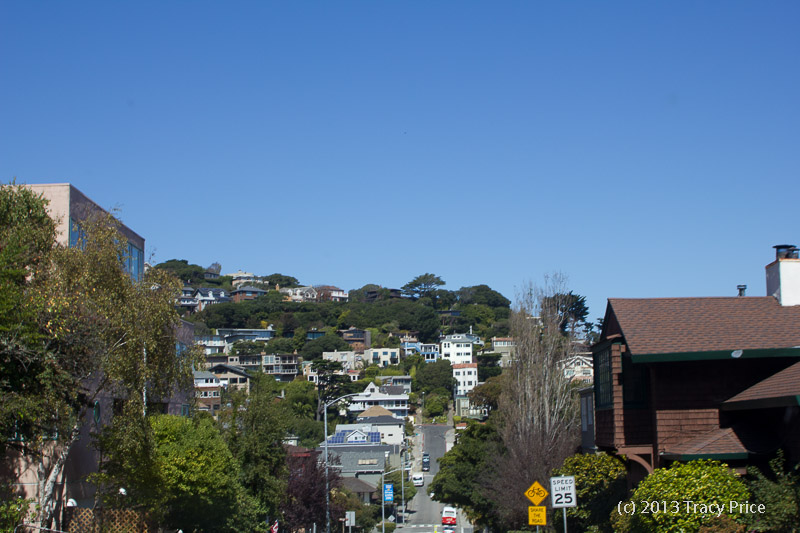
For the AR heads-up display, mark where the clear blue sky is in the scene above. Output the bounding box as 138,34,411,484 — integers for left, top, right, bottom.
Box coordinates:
2,2,799,322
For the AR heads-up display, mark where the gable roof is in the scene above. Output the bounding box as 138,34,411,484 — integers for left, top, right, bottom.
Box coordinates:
357,415,404,425
723,360,800,410
358,406,394,418
605,297,800,361
661,427,749,461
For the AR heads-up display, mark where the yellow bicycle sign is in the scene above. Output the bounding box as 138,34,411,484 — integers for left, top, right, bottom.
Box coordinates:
524,481,548,506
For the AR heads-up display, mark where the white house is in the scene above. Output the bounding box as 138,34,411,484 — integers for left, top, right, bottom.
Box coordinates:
364,348,400,367
440,333,477,365
322,350,364,371
453,363,479,396
420,343,440,363
347,382,409,418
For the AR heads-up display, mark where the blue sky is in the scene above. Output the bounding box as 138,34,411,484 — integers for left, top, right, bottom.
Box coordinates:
2,2,798,322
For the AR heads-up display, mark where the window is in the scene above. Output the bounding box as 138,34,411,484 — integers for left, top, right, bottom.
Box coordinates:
595,348,612,409
622,355,649,408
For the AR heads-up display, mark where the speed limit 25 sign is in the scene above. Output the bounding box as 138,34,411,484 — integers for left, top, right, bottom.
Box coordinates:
549,475,576,508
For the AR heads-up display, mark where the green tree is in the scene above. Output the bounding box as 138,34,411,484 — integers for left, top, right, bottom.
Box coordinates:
542,291,590,334
467,374,504,413
553,452,627,532
612,460,750,532
457,284,511,309
429,421,502,529
415,359,454,395
0,185,202,528
233,340,267,355
153,258,206,285
263,273,300,288
149,414,255,532
475,352,502,382
401,273,445,300
219,373,288,522
265,336,296,353
299,333,350,360
745,450,800,531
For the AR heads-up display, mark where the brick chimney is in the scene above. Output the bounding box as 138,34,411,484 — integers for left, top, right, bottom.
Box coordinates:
766,244,800,306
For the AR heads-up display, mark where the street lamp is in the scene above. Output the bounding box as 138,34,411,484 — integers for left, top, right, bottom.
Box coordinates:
381,458,410,533
324,393,359,533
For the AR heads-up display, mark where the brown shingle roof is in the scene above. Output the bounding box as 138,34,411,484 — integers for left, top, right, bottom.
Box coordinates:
662,427,748,459
357,406,394,419
608,297,800,356
723,360,800,409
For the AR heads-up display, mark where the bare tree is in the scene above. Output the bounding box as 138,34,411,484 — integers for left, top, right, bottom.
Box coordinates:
487,274,582,528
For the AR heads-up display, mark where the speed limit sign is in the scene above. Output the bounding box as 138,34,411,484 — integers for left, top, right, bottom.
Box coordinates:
549,476,576,508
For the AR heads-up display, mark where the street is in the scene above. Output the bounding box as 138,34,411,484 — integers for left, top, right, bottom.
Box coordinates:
398,424,473,533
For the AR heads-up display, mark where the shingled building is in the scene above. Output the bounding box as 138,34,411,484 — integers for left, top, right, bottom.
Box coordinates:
590,245,800,484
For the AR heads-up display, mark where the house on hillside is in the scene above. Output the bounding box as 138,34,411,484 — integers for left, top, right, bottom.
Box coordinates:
194,370,223,415
280,286,318,302
348,382,409,419
364,348,400,367
231,285,268,303
589,244,800,485
440,333,478,365
339,327,372,350
194,287,231,311
420,343,440,363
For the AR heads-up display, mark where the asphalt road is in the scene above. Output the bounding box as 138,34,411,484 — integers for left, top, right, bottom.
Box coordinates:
399,424,473,533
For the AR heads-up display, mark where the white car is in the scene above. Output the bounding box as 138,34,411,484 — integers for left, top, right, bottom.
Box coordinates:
412,473,424,486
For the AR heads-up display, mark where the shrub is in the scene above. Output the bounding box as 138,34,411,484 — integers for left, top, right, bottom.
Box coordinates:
611,460,750,532
745,450,800,532
553,452,627,532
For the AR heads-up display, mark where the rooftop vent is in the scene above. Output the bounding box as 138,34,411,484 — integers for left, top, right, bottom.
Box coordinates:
774,244,799,260
737,285,747,297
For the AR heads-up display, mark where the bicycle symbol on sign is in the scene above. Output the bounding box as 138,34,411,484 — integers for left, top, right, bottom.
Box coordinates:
524,481,548,505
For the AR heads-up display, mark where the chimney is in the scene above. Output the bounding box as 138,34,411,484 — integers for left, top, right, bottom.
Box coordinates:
766,244,800,306
737,285,747,297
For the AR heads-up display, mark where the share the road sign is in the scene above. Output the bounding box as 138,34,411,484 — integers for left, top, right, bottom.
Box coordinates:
528,506,546,526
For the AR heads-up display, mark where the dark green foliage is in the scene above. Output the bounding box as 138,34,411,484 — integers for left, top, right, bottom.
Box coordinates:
415,359,454,395
542,291,590,333
153,259,207,285
468,374,504,412
265,336,296,354
300,334,350,360
402,273,445,299
232,340,267,355
262,273,300,288
219,374,288,521
553,452,627,532
457,285,511,309
476,352,502,382
745,450,800,531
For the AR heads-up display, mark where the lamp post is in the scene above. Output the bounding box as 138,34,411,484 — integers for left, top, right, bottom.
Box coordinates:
381,460,408,533
324,393,359,533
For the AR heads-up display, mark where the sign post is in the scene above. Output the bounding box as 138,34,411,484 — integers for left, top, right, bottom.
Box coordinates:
550,476,577,533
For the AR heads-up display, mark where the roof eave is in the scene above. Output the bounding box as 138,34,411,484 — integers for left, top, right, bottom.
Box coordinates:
630,346,800,364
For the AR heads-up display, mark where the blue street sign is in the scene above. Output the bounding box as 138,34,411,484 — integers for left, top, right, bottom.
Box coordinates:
384,483,394,502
